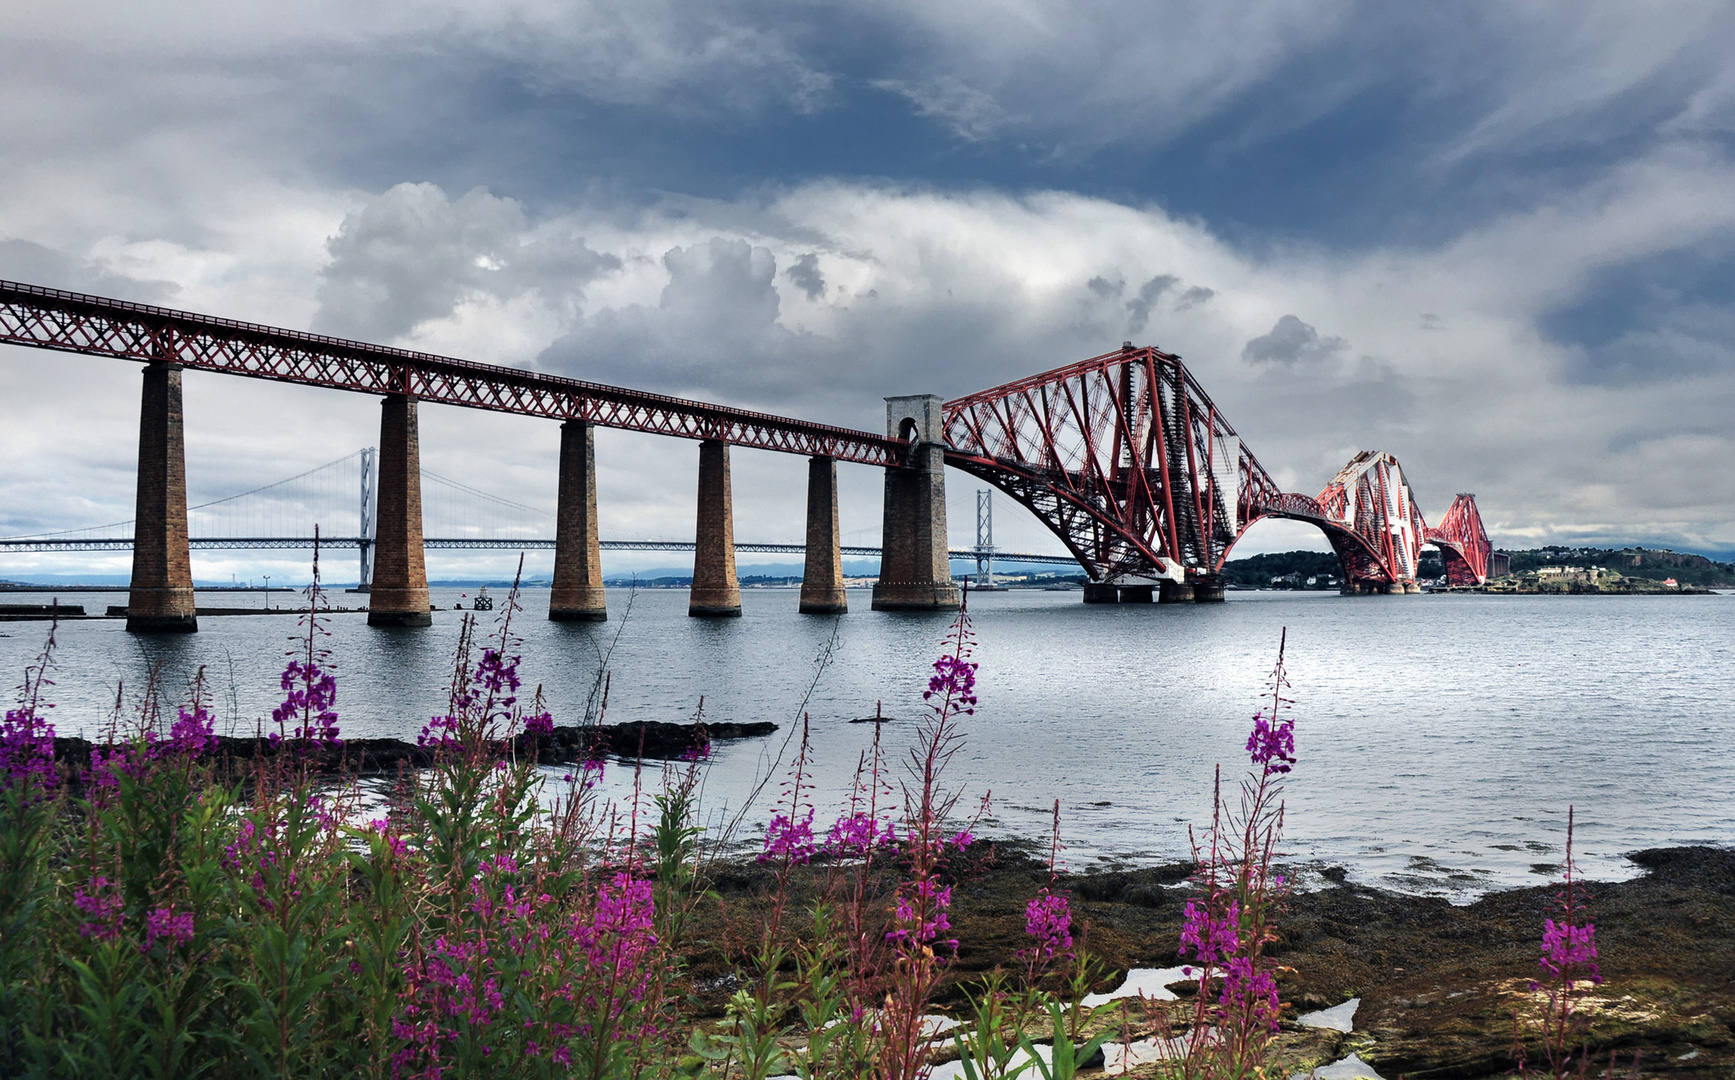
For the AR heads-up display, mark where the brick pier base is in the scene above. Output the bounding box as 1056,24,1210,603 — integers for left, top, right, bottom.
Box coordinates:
689,440,742,617
367,395,432,627
550,419,607,621
126,363,197,633
798,456,847,614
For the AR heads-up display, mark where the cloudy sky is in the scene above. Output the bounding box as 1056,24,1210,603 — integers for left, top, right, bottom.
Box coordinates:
3,0,1734,583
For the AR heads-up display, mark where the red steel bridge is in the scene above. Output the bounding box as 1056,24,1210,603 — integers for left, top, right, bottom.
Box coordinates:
0,279,1491,627
943,346,1493,597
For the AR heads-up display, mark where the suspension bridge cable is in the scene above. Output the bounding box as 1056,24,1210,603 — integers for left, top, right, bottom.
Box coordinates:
418,468,551,518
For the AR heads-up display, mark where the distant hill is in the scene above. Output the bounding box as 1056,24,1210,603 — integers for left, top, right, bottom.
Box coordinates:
1220,550,1344,589
1222,545,1735,589
1498,547,1735,587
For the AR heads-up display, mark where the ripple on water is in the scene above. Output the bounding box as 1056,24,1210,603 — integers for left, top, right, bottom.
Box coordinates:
5,587,1733,896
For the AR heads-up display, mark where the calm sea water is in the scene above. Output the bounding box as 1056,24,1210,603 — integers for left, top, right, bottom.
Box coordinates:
3,586,1731,898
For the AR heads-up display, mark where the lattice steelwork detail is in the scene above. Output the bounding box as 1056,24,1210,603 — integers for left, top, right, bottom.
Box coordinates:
941,345,1279,583
1425,493,1493,586
0,280,904,467
942,347,1495,589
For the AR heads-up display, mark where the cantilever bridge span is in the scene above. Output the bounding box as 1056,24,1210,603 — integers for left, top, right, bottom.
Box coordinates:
942,345,1492,599
0,279,1488,630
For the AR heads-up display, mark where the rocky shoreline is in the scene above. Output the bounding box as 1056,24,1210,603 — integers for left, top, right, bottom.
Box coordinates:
693,843,1734,1077
50,719,778,775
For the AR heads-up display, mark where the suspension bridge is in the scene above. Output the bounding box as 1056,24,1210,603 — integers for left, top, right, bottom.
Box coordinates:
0,278,1492,632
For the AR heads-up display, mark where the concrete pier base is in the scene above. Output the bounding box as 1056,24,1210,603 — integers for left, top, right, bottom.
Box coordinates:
550,419,608,621
1119,584,1154,603
690,440,742,617
1082,583,1119,604
1404,582,1422,594
1159,581,1195,603
368,396,433,628
1192,578,1226,603
872,395,961,611
126,363,197,633
798,456,847,614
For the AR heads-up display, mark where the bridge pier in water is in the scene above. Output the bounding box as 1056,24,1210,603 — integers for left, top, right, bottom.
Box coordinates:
368,396,433,627
799,456,847,614
125,362,197,633
690,440,742,617
1159,581,1194,603
872,396,960,611
1192,578,1226,602
550,419,607,621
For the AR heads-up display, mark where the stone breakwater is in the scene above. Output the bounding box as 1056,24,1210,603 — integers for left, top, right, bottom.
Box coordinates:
51,719,778,776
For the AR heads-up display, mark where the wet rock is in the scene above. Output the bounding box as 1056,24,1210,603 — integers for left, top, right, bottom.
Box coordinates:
52,718,778,778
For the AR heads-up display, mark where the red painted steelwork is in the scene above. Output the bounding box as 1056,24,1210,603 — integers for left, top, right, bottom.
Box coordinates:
941,345,1283,583
0,280,904,467
1425,493,1493,586
942,346,1490,590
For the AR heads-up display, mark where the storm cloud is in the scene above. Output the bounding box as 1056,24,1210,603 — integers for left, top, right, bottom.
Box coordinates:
2,0,1735,580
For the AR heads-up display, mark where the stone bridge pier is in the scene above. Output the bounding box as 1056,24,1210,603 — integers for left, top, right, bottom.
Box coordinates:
367,395,433,627
872,395,960,611
799,456,847,614
689,439,743,617
125,362,197,633
550,418,607,621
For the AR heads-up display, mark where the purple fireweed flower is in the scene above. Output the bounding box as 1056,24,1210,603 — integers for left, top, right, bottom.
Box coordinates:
760,808,816,864
0,703,57,795
368,818,410,858
950,828,974,851
679,740,710,763
167,704,216,757
143,906,195,952
523,710,554,739
573,872,658,993
1022,889,1074,964
480,854,519,876
1539,918,1602,985
1219,956,1282,1034
924,655,978,715
887,878,955,950
273,659,341,748
73,878,123,941
88,741,158,790
1179,898,1241,967
826,812,896,856
1246,709,1295,775
418,714,458,748
474,648,521,701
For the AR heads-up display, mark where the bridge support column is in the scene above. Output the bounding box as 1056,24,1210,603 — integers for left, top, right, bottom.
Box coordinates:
1192,577,1225,603
872,396,961,612
126,362,197,633
1158,581,1195,603
1120,584,1154,603
1082,583,1118,604
1404,582,1422,594
368,395,432,627
690,440,742,617
799,456,847,614
550,419,607,621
